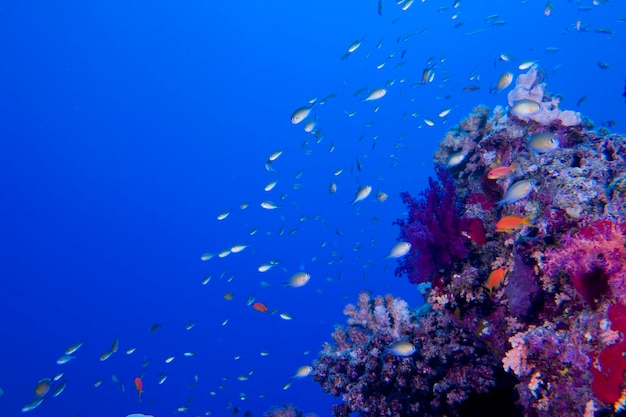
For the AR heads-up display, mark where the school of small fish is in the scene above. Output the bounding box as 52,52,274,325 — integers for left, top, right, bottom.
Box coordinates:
12,1,623,415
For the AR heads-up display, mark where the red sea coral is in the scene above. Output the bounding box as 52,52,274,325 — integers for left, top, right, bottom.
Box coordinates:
591,302,626,405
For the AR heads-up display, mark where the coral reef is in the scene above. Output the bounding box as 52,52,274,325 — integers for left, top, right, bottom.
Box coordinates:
507,65,582,127
312,292,520,417
263,404,317,417
313,66,626,416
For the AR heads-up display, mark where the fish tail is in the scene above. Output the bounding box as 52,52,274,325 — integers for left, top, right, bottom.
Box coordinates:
523,216,533,226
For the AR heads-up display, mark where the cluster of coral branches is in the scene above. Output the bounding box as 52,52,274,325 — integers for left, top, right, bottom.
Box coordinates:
263,404,317,417
312,66,626,417
313,292,518,417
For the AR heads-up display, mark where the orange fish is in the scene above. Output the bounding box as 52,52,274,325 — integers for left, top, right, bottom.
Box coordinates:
485,267,507,291
252,302,269,313
133,377,143,402
487,163,517,180
34,379,51,398
223,292,234,301
495,215,532,233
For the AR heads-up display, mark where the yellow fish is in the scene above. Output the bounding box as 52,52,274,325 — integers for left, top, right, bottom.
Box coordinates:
529,132,559,153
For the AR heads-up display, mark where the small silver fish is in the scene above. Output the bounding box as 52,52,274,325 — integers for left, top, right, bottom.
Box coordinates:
511,99,541,117
56,355,75,365
288,272,310,288
347,39,362,53
64,341,85,355
386,340,416,357
21,398,44,413
518,60,536,70
261,201,279,210
385,242,411,259
291,106,312,124
363,88,387,102
292,365,313,378
447,151,468,168
498,180,535,206
351,185,372,204
268,149,283,161
50,381,67,398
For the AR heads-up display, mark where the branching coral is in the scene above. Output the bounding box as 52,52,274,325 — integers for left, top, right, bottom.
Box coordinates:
312,293,519,417
502,321,598,415
433,105,492,169
263,404,317,417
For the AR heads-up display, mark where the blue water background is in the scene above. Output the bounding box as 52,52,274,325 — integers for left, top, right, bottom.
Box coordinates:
1,1,625,416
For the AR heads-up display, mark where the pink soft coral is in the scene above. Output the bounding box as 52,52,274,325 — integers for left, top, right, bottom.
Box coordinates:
544,219,626,307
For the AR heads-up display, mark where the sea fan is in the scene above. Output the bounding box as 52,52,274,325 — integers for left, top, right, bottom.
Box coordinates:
393,167,469,284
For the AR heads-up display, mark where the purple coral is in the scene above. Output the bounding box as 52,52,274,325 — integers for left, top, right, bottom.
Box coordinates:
393,167,469,284
312,293,520,417
263,404,317,417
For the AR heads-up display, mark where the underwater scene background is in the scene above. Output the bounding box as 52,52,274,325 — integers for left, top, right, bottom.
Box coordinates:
1,1,626,416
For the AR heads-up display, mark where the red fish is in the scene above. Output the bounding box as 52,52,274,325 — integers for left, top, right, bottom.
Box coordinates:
252,302,269,313
133,377,143,402
485,267,507,292
487,162,517,180
495,215,532,233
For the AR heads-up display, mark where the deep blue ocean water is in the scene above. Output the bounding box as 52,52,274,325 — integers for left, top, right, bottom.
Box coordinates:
1,1,625,416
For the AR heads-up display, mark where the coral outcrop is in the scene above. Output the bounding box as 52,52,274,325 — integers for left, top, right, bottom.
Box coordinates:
507,65,582,127
312,292,519,417
312,66,626,416
263,404,317,417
